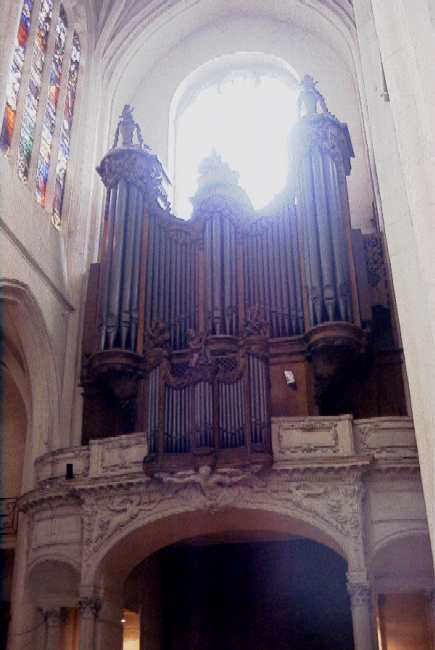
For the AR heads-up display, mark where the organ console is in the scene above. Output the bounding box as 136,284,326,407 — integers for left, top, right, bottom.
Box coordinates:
80,78,406,469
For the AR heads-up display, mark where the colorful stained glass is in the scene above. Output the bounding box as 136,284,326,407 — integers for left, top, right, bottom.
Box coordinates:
17,0,53,181
52,31,80,227
0,0,34,150
35,4,67,207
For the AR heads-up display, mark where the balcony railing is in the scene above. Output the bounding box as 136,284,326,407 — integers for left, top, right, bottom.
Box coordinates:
34,416,417,486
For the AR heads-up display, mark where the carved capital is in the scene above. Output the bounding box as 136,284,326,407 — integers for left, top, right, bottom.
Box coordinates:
43,607,66,626
78,598,101,618
347,582,371,607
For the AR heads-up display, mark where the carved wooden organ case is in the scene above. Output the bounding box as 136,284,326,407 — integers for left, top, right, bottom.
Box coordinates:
81,82,406,469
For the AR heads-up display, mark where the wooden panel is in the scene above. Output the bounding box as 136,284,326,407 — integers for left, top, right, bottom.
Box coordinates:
378,593,431,650
82,263,101,356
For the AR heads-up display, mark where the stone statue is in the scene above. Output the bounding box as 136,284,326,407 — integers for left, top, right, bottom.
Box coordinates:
297,74,329,118
113,104,145,148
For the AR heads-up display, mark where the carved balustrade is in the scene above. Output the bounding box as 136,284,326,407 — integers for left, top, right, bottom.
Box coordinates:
34,416,416,485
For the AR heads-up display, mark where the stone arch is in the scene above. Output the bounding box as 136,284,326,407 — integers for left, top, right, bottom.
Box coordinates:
369,528,434,592
0,366,27,499
88,502,352,590
0,280,61,484
27,557,81,607
101,0,357,100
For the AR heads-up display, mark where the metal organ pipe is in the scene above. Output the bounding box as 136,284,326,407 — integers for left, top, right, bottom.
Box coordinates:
120,184,137,348
100,188,116,349
290,76,356,328
98,168,150,352
325,156,351,321
130,190,143,349
300,154,323,325
312,147,337,321
289,206,305,334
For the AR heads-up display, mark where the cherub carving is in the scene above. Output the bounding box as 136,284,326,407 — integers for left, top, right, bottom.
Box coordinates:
187,329,212,370
243,305,269,338
153,464,262,491
147,320,170,349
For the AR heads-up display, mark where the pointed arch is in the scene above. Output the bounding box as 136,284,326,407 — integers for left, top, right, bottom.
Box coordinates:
0,280,61,488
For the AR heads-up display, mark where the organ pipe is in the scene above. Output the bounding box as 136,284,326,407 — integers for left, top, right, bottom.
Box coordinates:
290,74,357,327
96,105,170,352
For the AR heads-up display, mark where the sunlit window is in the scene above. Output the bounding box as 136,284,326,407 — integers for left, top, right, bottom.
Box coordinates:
17,0,53,181
1,0,80,226
173,69,298,218
0,0,34,151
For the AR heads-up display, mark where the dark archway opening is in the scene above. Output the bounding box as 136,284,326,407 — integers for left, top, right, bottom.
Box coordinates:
134,538,353,650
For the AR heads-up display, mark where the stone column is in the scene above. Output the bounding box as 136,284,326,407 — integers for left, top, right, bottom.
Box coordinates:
347,579,376,650
94,597,123,650
43,608,65,650
78,598,100,650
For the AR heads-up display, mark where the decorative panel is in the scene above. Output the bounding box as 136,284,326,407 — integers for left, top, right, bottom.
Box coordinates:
17,0,53,181
35,4,67,207
0,0,34,150
52,30,80,226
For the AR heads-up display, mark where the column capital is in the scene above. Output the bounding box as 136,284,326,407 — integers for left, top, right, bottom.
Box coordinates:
78,597,101,618
42,607,66,626
347,581,371,607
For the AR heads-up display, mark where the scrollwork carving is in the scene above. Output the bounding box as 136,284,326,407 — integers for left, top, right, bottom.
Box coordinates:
80,468,364,566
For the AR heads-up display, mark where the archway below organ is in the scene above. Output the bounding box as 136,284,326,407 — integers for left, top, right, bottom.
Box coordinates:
123,536,353,650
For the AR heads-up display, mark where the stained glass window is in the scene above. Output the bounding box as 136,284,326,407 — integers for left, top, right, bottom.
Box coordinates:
17,0,53,181
0,0,34,150
52,30,80,227
35,4,67,207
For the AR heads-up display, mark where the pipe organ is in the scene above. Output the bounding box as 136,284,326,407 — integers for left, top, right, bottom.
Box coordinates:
81,79,406,469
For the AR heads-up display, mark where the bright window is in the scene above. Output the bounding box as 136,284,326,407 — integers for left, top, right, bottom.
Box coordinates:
1,1,81,226
173,64,298,218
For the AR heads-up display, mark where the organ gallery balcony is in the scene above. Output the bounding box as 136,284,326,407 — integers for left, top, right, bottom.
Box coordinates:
35,416,417,485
